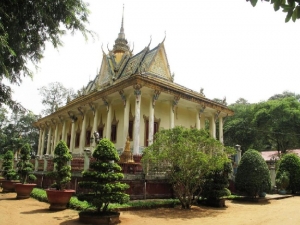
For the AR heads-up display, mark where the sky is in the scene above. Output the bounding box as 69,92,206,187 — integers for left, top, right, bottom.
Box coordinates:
10,0,300,115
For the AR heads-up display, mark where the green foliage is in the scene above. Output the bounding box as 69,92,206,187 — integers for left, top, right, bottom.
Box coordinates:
30,188,180,211
0,1,91,111
16,143,36,184
1,150,18,180
78,138,129,213
142,127,233,209
246,0,300,23
0,111,39,155
235,149,271,197
224,100,261,152
47,141,72,190
224,93,300,153
201,162,232,200
252,97,300,153
276,153,300,193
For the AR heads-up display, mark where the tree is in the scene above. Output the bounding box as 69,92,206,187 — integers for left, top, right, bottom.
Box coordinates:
38,82,77,116
235,149,271,198
253,97,300,153
78,138,129,213
142,127,233,209
246,0,300,23
0,1,91,111
224,99,262,152
276,153,300,193
0,111,39,155
268,91,300,101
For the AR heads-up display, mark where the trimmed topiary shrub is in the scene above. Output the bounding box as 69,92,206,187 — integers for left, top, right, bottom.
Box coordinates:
17,143,36,184
276,153,300,194
235,149,271,198
47,141,72,190
2,150,18,180
78,138,129,214
201,162,232,200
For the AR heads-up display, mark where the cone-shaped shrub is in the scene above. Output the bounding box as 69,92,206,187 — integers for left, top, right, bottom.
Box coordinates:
2,150,18,180
78,138,129,213
235,149,271,198
47,141,72,190
17,143,36,184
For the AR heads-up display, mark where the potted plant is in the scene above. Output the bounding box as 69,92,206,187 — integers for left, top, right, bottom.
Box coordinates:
276,171,290,195
46,140,75,210
1,150,19,192
78,138,129,225
14,143,37,199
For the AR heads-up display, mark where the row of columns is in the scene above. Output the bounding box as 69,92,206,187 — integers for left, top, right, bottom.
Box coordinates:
37,87,225,157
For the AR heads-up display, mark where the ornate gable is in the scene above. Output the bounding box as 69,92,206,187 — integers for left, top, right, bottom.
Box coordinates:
148,43,172,81
97,55,114,88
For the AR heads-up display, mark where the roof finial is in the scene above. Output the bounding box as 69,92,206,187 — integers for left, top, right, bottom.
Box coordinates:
118,4,125,39
121,4,124,33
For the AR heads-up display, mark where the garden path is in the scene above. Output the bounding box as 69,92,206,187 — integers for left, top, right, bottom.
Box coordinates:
0,192,298,225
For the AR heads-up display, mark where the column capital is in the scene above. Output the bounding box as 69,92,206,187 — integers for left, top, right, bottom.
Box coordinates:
172,96,180,113
152,90,161,108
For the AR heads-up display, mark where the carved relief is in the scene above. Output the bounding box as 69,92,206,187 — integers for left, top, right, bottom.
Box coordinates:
152,90,161,108
150,52,167,78
119,90,126,107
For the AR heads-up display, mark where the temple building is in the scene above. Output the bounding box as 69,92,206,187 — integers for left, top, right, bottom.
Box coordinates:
34,12,234,160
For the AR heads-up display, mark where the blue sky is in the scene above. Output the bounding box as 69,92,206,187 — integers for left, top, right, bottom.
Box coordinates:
11,0,300,114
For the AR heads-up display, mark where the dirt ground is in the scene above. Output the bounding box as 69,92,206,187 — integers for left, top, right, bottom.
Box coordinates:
0,192,299,225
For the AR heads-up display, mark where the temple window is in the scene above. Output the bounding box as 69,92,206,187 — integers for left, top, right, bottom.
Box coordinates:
86,130,91,146
128,107,135,140
75,132,80,148
110,111,119,143
67,134,71,148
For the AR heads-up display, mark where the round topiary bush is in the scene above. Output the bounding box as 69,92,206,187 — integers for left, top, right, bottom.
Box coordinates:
276,153,300,194
235,149,271,198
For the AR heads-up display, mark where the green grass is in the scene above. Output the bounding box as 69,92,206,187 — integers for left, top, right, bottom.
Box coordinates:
30,188,180,211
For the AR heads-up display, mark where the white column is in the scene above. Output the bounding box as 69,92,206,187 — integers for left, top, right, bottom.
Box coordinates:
37,128,43,156
52,124,58,155
80,115,87,152
123,101,130,144
41,129,46,155
46,128,52,155
106,105,112,140
70,119,76,152
209,116,216,139
196,112,200,129
148,100,154,145
219,117,223,143
170,102,174,129
92,109,99,148
133,89,141,155
62,120,66,142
